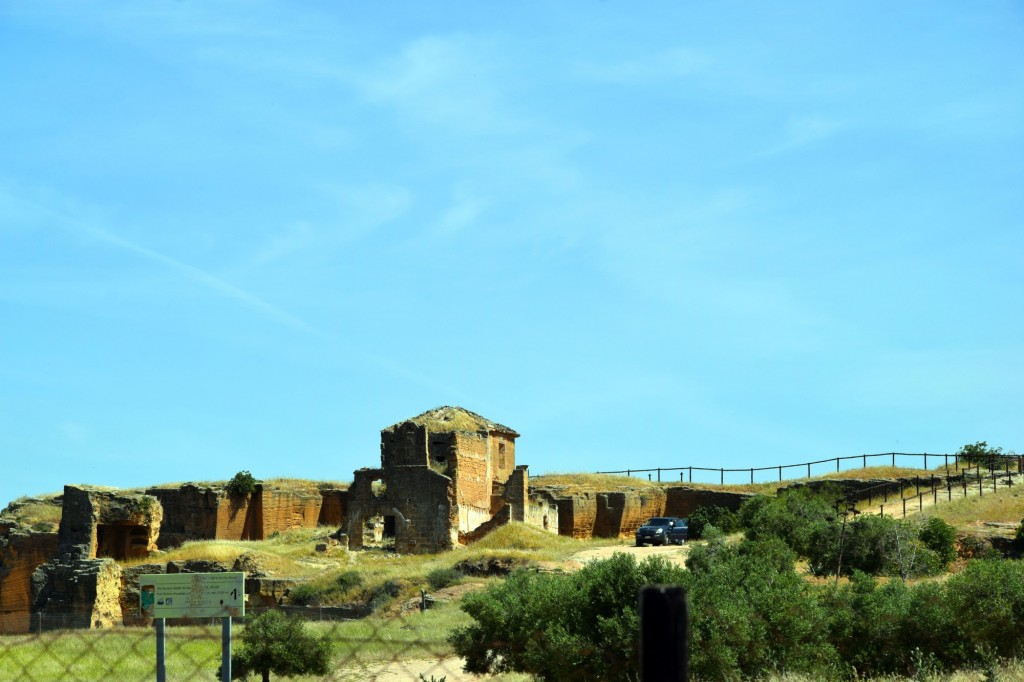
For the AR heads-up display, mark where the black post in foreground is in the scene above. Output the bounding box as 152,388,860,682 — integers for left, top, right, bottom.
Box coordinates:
640,585,689,682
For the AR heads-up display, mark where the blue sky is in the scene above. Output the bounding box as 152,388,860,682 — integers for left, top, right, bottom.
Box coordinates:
1,1,1022,507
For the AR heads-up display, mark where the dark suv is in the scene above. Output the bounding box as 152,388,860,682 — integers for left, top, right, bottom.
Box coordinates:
635,517,686,546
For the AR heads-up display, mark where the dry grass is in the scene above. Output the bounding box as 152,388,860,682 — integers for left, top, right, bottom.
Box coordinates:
532,465,958,497
0,495,63,531
931,484,1024,528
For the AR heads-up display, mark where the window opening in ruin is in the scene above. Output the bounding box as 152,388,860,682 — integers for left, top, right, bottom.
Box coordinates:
383,515,396,539
543,515,549,530
498,441,506,469
96,523,150,561
371,479,386,498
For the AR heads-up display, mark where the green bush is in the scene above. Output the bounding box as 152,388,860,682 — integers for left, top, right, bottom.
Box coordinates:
742,488,838,558
367,579,405,611
221,610,332,680
686,537,838,679
226,470,259,497
451,553,687,680
288,570,363,606
919,517,957,567
425,567,462,591
688,505,738,539
1016,518,1024,547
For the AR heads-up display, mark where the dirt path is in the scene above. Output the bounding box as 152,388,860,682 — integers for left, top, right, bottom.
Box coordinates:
566,540,693,569
862,471,1022,518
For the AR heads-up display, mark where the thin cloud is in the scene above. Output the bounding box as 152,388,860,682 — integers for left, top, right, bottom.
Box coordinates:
29,202,317,333
750,115,847,159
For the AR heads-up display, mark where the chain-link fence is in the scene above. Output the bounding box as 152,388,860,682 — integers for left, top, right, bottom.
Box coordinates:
0,608,488,682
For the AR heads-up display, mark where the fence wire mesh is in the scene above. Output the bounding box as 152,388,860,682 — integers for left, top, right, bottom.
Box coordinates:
0,609,484,682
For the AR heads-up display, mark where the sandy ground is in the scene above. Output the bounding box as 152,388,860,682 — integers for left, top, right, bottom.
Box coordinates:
564,540,693,568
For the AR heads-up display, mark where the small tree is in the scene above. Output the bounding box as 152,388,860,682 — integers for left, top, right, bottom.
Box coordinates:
956,441,1004,470
226,470,259,497
221,610,332,681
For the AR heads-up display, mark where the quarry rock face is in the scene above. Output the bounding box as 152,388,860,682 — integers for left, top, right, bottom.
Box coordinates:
31,557,123,631
664,488,755,517
0,526,58,632
28,486,162,631
593,490,668,538
147,484,330,548
58,485,163,561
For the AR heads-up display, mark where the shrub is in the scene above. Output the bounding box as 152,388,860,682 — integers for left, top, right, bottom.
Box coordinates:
686,537,837,679
742,488,838,558
288,570,363,606
226,470,259,497
367,579,405,611
688,505,738,539
425,567,462,591
1016,518,1024,548
452,553,687,680
222,610,332,680
919,517,957,567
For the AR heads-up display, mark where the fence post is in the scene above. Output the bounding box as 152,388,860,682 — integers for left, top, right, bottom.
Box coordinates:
879,505,884,517
924,452,927,469
750,468,754,485
778,465,782,481
657,468,661,482
892,452,896,467
689,466,692,483
807,463,811,478
156,618,167,682
863,454,867,469
648,473,652,481
836,457,840,472
627,469,631,478
680,472,683,482
720,468,724,486
640,586,689,682
902,499,906,518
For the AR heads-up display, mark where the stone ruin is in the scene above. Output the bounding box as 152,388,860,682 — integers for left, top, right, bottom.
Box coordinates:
343,406,559,553
0,405,757,632
29,485,163,631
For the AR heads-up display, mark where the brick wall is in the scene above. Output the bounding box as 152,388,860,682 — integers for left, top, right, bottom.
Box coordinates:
489,434,516,483
381,422,429,468
525,490,559,533
453,433,491,510
504,466,528,522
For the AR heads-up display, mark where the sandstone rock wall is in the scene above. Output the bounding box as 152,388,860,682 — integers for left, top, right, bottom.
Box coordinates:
146,485,223,548
593,490,668,538
664,488,755,517
317,489,347,527
259,490,323,537
32,557,123,631
0,527,58,633
553,493,597,539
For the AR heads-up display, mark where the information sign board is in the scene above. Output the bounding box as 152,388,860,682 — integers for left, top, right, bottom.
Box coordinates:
140,572,245,619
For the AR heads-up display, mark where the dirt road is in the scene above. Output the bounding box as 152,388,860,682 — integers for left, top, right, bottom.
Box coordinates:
566,540,693,569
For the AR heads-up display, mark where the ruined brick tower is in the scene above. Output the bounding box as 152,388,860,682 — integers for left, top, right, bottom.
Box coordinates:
345,406,541,554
